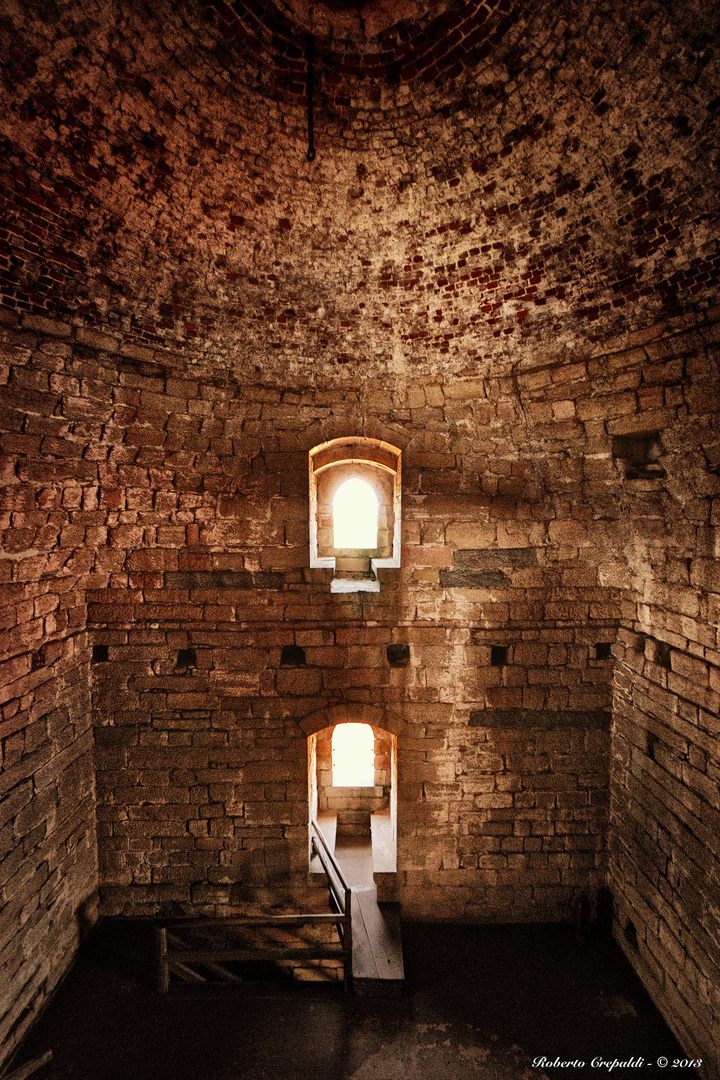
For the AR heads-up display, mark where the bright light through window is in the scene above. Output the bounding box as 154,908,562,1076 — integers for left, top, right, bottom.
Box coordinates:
333,478,378,548
332,723,374,787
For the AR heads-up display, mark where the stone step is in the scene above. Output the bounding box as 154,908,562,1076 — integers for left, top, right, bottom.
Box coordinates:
370,807,396,873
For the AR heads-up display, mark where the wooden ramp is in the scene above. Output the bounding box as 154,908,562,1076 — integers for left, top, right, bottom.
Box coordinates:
350,885,404,996
310,814,403,995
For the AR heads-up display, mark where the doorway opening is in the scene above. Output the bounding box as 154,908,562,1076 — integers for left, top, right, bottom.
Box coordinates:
308,721,397,885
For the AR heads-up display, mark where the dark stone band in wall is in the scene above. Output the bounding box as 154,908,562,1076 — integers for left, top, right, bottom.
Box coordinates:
453,549,539,568
439,569,510,587
468,709,611,729
165,571,285,590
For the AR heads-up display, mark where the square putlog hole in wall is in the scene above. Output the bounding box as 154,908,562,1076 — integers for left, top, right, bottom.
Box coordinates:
624,919,639,951
595,642,613,660
281,644,306,666
645,731,658,761
612,431,666,480
645,637,672,669
491,645,508,666
175,648,197,672
92,645,109,663
386,644,410,667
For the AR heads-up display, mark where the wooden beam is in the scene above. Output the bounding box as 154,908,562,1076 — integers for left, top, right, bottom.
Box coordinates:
169,946,345,964
160,914,344,929
2,1051,53,1080
168,961,207,983
202,961,242,982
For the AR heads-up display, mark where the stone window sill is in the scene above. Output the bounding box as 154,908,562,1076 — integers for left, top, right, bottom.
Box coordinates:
331,577,380,593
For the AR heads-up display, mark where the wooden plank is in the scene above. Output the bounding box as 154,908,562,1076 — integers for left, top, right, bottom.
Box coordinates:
160,914,343,930
351,885,404,986
350,887,378,981
2,1052,53,1080
169,947,345,964
156,927,169,994
343,884,353,990
309,821,350,913
357,892,404,981
202,961,242,982
168,961,207,983
157,902,353,991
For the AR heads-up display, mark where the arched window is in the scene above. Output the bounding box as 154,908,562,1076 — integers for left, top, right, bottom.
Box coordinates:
309,437,401,592
332,723,375,787
333,477,378,549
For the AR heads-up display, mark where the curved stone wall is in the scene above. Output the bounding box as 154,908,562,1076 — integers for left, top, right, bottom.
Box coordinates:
0,0,719,1072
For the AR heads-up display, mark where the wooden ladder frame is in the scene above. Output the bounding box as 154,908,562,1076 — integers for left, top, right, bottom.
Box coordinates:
156,819,352,992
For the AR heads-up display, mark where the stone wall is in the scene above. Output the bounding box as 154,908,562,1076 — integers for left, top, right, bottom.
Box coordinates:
68,315,629,922
610,632,720,1078
0,0,718,1068
2,305,703,927
1,295,717,1064
606,323,720,1077
0,318,99,1068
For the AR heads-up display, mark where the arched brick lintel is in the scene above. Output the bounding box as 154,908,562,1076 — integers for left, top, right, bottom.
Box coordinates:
298,703,407,738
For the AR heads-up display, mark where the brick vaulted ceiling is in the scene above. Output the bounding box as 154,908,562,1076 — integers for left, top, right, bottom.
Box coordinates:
0,0,719,383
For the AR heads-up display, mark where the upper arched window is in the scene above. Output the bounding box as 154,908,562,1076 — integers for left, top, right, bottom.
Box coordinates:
333,478,378,549
309,437,402,593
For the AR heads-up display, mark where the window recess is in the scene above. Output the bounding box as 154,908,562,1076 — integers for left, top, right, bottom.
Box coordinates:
309,437,401,593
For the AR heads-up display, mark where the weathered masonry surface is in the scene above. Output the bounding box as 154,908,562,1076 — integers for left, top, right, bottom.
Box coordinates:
1,0,719,1074
2,310,718,1068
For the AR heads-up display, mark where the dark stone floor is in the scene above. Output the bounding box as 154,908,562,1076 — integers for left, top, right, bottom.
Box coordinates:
10,918,691,1080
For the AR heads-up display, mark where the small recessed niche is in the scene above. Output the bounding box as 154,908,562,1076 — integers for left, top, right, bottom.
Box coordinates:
612,431,665,480
175,648,197,672
645,637,671,669
92,645,109,663
624,919,639,950
645,731,658,761
387,643,410,667
491,645,508,667
281,644,306,666
595,642,613,660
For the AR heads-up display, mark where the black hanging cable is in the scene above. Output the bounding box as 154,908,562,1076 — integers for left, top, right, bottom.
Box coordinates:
305,35,316,162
